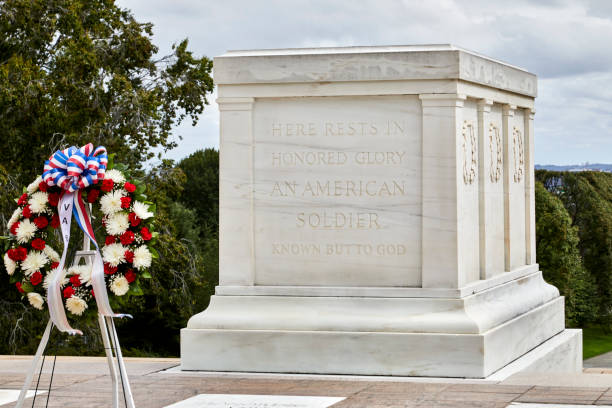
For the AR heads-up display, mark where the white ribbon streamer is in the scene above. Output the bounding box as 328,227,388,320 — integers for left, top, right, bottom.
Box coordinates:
48,192,82,335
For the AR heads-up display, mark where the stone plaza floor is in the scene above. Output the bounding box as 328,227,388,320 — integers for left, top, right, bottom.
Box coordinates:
3,355,612,407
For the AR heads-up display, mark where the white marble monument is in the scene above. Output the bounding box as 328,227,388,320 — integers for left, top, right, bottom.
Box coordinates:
181,45,582,378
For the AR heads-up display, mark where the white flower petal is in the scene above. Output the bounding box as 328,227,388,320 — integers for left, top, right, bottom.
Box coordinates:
102,243,126,267
3,253,16,276
21,250,48,275
104,169,126,184
28,191,48,214
27,292,44,310
100,191,125,216
16,219,37,244
132,201,153,220
66,296,87,316
105,212,129,236
110,275,129,296
26,176,43,194
132,246,152,270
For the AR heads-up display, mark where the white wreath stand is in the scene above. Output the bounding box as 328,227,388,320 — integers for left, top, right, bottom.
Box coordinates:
15,228,135,408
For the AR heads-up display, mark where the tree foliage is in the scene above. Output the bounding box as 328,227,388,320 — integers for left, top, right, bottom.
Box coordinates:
0,0,214,185
537,170,612,326
535,181,598,326
0,0,215,356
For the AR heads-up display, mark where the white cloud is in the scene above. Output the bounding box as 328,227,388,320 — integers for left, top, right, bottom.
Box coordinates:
118,0,612,165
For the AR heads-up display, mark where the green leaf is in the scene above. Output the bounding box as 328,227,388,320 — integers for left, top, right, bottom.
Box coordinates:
149,247,159,259
141,271,152,279
20,281,33,293
135,184,146,194
129,283,144,296
107,154,116,170
9,274,20,284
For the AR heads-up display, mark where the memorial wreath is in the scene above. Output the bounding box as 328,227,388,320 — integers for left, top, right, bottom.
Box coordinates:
3,143,157,323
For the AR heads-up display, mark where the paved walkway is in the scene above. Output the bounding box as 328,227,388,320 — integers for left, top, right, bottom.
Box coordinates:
585,351,612,369
3,356,612,407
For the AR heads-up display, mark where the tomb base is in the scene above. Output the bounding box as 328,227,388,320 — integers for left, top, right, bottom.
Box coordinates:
180,271,582,378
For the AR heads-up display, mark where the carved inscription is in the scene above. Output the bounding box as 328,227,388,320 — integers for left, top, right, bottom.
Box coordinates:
263,118,412,257
489,123,502,183
513,126,524,183
462,121,477,185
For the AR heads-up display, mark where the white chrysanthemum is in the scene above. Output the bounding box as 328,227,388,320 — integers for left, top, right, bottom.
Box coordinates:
132,201,153,220
100,191,124,216
110,275,129,296
132,245,152,270
7,207,21,229
16,219,38,244
26,176,43,194
28,191,48,214
66,296,87,316
68,264,93,286
27,292,44,310
43,245,60,262
104,169,126,184
105,212,129,236
43,268,68,289
21,250,48,276
3,253,16,276
102,243,126,266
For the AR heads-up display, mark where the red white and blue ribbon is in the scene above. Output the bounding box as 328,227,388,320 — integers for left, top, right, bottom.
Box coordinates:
43,143,126,334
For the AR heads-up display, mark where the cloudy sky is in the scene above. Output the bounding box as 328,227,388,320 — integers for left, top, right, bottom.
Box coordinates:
116,0,612,165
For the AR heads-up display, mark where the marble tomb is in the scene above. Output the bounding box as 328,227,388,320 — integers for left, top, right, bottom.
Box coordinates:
181,45,582,378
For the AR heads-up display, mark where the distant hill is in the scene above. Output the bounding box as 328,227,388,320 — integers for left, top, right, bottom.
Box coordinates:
535,163,612,172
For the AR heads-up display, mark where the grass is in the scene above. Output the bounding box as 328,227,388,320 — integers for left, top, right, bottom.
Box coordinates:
582,326,612,360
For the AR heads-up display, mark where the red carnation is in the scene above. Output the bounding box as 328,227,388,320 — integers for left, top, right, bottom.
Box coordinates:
104,263,118,275
63,286,74,298
17,193,27,205
120,231,135,245
9,221,19,235
124,250,134,263
50,214,60,229
125,269,136,283
22,205,32,218
38,181,48,192
70,275,81,287
30,271,42,286
8,247,27,262
124,182,136,193
105,236,116,245
140,227,152,241
31,238,46,251
16,282,24,294
51,262,59,269
91,289,95,298
33,216,49,229
87,189,100,203
48,192,60,207
120,196,131,209
101,179,114,192
129,212,140,227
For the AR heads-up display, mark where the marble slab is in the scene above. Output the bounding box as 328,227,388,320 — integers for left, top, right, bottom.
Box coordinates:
0,390,44,405
214,45,537,97
164,394,344,408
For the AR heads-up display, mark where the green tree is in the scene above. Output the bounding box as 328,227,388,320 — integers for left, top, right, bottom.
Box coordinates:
535,181,598,326
537,170,612,326
0,0,214,186
0,0,214,356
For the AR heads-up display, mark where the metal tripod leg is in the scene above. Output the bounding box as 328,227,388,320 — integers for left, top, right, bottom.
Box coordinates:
107,316,135,408
99,313,120,408
15,319,53,408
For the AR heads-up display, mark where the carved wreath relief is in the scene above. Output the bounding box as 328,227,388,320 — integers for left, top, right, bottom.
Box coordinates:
462,120,477,185
512,126,524,183
488,123,502,183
